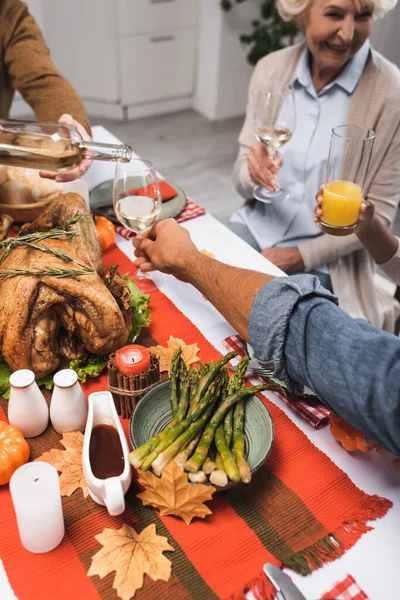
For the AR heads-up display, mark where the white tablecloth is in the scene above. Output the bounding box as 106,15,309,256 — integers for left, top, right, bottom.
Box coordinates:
2,126,400,600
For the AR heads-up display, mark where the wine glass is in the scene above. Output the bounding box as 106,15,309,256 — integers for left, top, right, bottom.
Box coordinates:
113,158,162,292
253,82,296,204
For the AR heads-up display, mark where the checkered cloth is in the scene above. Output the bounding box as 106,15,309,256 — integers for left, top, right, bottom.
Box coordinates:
322,574,369,599
223,334,331,429
116,198,205,239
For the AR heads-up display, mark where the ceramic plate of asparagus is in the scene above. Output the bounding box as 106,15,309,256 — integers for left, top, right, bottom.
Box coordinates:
129,350,280,488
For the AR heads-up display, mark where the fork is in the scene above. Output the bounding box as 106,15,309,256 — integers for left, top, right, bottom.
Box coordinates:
230,359,275,379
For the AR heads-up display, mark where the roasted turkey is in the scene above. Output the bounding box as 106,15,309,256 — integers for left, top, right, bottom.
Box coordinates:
0,193,131,377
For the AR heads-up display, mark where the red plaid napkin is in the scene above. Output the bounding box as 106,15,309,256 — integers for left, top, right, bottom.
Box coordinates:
223,334,330,429
116,198,205,239
321,574,369,599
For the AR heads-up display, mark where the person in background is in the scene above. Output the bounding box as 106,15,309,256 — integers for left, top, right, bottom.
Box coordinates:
230,0,400,332
0,0,91,182
315,187,400,284
132,218,400,456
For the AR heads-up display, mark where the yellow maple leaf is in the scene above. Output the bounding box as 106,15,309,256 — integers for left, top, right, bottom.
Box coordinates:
137,461,215,525
149,336,200,374
36,431,88,497
88,523,174,600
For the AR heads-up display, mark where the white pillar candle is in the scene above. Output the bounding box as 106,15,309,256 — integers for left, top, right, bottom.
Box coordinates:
10,462,65,553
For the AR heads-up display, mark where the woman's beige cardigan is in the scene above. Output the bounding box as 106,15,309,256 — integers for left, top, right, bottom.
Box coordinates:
233,43,400,331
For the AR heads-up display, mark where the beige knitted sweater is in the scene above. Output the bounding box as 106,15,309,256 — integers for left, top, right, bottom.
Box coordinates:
0,0,90,133
233,43,400,331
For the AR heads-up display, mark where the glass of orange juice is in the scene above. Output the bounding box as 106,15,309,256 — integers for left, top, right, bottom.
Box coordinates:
320,125,375,236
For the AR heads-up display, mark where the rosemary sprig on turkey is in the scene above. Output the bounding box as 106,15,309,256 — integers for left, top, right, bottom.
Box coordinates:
0,266,95,279
0,212,91,267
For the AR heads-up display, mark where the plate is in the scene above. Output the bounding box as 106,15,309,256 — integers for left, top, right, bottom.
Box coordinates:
90,178,187,221
130,380,274,488
246,343,317,398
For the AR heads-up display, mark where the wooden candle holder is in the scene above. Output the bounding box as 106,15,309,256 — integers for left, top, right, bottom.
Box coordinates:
107,353,161,419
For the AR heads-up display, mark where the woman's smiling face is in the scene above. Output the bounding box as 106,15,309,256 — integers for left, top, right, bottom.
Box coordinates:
301,0,373,73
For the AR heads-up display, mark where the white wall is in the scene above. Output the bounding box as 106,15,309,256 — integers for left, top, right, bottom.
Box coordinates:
371,3,400,68
193,0,263,121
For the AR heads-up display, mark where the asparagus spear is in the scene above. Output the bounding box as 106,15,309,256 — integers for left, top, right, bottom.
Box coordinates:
202,457,217,475
224,356,249,446
190,351,237,411
169,347,182,415
210,454,228,487
129,369,192,469
177,359,190,419
214,425,241,482
197,362,206,377
129,359,199,469
184,383,268,473
233,399,251,483
187,367,200,416
128,414,181,468
140,376,221,471
152,398,217,476
175,433,201,468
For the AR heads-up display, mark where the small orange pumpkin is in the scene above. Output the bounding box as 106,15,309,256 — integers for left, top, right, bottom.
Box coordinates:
0,421,30,485
95,215,115,252
329,413,376,453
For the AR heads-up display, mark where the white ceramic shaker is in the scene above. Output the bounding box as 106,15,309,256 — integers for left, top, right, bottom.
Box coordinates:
8,369,49,438
50,369,88,434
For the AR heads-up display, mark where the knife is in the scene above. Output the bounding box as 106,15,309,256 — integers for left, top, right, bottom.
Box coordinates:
263,564,307,600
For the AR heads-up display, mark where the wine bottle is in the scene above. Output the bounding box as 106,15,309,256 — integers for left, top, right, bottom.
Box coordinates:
0,120,132,172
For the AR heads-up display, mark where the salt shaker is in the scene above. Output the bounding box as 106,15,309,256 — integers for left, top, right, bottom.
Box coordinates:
50,369,88,434
8,369,49,438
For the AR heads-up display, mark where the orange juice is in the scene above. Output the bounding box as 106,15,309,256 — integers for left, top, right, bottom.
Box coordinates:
321,180,362,235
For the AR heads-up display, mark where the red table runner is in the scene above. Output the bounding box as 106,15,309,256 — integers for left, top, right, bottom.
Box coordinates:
0,244,392,600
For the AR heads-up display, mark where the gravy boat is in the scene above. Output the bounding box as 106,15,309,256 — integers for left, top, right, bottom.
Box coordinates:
83,391,132,516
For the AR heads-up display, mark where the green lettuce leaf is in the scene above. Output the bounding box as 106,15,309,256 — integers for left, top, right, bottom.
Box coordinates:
69,355,108,383
36,374,55,391
123,276,151,342
0,358,12,399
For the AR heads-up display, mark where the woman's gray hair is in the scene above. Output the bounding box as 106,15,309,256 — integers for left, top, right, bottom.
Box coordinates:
276,0,398,20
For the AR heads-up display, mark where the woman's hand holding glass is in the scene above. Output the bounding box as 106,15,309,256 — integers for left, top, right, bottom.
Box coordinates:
314,185,399,268
314,184,375,232
248,142,283,192
252,82,296,203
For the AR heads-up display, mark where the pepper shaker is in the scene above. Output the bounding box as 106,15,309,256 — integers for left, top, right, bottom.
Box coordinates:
8,369,49,438
50,369,88,434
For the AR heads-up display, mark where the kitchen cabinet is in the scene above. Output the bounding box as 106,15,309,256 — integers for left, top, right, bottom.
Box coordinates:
14,0,198,120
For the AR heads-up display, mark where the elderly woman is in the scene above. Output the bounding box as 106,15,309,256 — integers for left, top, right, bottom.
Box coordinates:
231,0,400,331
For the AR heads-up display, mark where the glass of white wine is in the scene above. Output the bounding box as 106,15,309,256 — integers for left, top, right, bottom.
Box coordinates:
113,158,162,292
253,82,296,204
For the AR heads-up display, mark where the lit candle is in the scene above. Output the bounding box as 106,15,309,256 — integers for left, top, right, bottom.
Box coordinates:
10,462,65,553
115,345,151,375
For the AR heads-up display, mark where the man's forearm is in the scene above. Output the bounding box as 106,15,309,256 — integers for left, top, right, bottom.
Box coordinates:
286,296,400,455
181,253,273,340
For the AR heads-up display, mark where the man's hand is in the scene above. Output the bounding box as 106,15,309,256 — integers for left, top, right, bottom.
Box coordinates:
39,114,92,183
248,142,283,191
133,219,199,281
261,246,304,273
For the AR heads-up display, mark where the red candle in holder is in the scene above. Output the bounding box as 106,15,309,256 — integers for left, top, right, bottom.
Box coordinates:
115,345,151,375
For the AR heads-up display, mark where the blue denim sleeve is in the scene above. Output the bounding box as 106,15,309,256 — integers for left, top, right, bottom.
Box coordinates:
249,275,400,455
